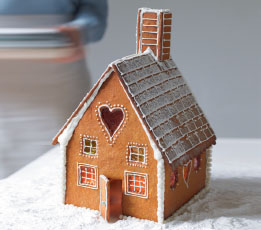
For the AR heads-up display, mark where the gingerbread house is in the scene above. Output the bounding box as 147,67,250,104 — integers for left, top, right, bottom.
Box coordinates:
52,8,216,223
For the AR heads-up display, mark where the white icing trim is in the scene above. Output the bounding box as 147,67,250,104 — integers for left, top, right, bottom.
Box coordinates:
98,104,125,141
77,163,98,189
110,47,155,68
128,145,146,164
119,79,165,223
124,171,148,199
138,7,171,14
182,160,192,188
156,158,165,224
126,143,148,168
205,147,212,186
80,135,98,158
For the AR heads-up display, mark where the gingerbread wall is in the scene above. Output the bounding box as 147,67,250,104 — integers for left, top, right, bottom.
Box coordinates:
164,151,207,219
65,71,159,222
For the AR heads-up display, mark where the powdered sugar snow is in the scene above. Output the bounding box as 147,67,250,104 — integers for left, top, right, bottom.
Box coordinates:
0,138,260,230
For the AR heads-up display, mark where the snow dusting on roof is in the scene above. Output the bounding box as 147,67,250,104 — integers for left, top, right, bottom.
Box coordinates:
114,50,216,165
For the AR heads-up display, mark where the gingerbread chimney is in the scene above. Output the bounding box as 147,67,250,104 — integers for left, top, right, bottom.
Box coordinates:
136,8,172,61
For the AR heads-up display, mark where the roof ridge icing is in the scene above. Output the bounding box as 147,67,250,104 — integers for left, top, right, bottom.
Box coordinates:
110,47,157,67
138,7,171,14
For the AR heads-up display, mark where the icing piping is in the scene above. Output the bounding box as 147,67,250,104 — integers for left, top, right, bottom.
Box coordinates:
79,134,98,159
96,103,128,144
124,171,148,199
182,160,192,188
126,142,148,168
77,163,98,189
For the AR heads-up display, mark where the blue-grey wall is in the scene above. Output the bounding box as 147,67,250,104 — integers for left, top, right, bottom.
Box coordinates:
87,0,261,138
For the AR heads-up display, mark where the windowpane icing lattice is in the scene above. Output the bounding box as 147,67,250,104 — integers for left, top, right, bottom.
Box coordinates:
78,163,98,189
126,143,148,168
129,146,145,163
80,135,98,158
125,171,148,198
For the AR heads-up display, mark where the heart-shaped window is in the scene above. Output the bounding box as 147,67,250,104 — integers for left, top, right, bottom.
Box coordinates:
98,105,125,138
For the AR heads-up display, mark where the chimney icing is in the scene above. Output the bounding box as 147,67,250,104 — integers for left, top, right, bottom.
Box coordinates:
136,8,172,61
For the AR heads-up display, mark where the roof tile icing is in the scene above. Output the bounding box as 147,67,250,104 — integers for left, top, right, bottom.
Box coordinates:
114,51,215,163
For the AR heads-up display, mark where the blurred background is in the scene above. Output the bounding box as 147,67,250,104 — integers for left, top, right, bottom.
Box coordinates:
0,0,260,179
88,0,261,137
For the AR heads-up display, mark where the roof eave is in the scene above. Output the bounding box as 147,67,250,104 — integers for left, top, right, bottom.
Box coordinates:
170,135,216,169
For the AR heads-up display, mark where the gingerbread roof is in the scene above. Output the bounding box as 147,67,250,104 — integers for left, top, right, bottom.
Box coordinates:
53,7,216,168
112,51,216,166
53,49,216,167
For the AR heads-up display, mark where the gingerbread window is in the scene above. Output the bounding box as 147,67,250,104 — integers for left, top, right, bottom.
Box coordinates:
82,137,97,155
170,169,178,190
78,163,98,189
127,143,148,167
194,154,201,171
129,146,145,163
125,171,148,198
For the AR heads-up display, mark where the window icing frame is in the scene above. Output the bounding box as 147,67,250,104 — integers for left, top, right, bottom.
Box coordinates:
77,163,98,189
126,142,148,168
80,135,98,158
124,171,148,199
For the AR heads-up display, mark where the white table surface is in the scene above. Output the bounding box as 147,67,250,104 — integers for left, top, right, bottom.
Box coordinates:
0,138,260,230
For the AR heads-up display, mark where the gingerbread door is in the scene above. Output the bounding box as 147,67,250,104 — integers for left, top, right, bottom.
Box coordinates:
109,179,122,222
100,175,110,221
99,175,122,222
